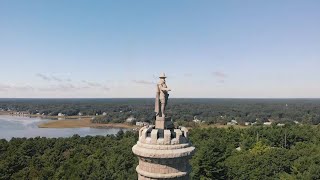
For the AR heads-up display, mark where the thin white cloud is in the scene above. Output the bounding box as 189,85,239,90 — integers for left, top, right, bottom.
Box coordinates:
132,80,154,85
212,71,228,84
0,84,34,91
34,78,111,93
81,80,104,87
38,84,84,92
101,87,110,91
0,84,11,91
51,76,62,82
36,73,51,81
184,73,193,77
15,85,34,91
35,73,72,82
212,71,228,78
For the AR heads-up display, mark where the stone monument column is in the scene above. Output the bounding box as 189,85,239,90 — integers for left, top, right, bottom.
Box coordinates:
132,73,195,180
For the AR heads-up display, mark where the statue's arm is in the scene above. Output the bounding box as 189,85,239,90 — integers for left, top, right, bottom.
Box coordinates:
159,84,171,91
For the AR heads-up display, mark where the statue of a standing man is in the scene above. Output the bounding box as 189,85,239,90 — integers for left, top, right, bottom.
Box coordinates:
155,73,171,117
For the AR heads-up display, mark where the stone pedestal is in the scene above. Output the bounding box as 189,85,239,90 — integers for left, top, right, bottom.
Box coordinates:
155,116,174,129
132,126,195,180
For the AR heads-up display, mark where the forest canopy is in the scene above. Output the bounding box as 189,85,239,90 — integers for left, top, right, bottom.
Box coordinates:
1,125,320,179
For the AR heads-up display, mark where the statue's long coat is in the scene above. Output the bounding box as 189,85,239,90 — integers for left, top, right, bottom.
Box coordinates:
155,84,160,114
155,83,169,114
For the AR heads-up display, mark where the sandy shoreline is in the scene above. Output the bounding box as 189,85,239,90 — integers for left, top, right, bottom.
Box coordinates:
0,112,136,129
38,118,137,129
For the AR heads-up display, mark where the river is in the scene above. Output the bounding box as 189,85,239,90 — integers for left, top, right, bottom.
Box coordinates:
0,115,125,140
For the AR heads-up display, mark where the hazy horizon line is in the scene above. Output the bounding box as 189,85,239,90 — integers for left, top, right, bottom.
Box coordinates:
1,97,320,99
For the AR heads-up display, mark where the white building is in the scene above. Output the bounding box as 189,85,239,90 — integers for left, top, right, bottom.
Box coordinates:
263,122,272,126
193,116,201,123
136,121,149,127
227,120,238,126
251,122,258,126
58,113,65,117
126,116,136,123
193,119,201,123
102,112,107,116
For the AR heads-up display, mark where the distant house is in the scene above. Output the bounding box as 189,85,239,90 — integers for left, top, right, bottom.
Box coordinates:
126,116,136,123
136,122,143,126
136,121,149,127
245,122,251,126
13,111,29,116
193,116,205,123
263,122,272,126
227,120,238,126
102,112,107,116
58,113,65,117
277,123,285,127
193,119,201,123
193,116,201,123
95,113,99,116
78,112,83,116
294,121,299,124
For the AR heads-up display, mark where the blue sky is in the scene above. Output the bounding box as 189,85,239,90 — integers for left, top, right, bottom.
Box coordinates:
0,0,320,98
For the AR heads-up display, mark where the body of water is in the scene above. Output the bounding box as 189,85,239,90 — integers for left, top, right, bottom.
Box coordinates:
0,115,125,140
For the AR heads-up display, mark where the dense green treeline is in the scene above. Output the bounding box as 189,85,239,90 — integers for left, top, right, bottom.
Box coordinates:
0,131,138,180
2,98,320,125
1,125,320,179
190,125,320,180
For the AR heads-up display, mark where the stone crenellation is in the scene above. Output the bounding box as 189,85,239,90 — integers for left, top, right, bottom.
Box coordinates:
138,126,189,145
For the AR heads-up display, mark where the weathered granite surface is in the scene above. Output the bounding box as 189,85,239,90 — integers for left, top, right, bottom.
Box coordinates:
132,126,195,179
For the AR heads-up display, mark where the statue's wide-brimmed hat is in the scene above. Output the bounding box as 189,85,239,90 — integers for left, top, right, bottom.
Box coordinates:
159,73,167,78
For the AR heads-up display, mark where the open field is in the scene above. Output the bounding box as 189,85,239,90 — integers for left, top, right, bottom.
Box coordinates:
38,117,137,129
198,124,250,129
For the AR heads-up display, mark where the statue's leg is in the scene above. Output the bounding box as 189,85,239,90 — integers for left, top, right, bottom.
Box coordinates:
156,100,160,116
161,102,165,117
